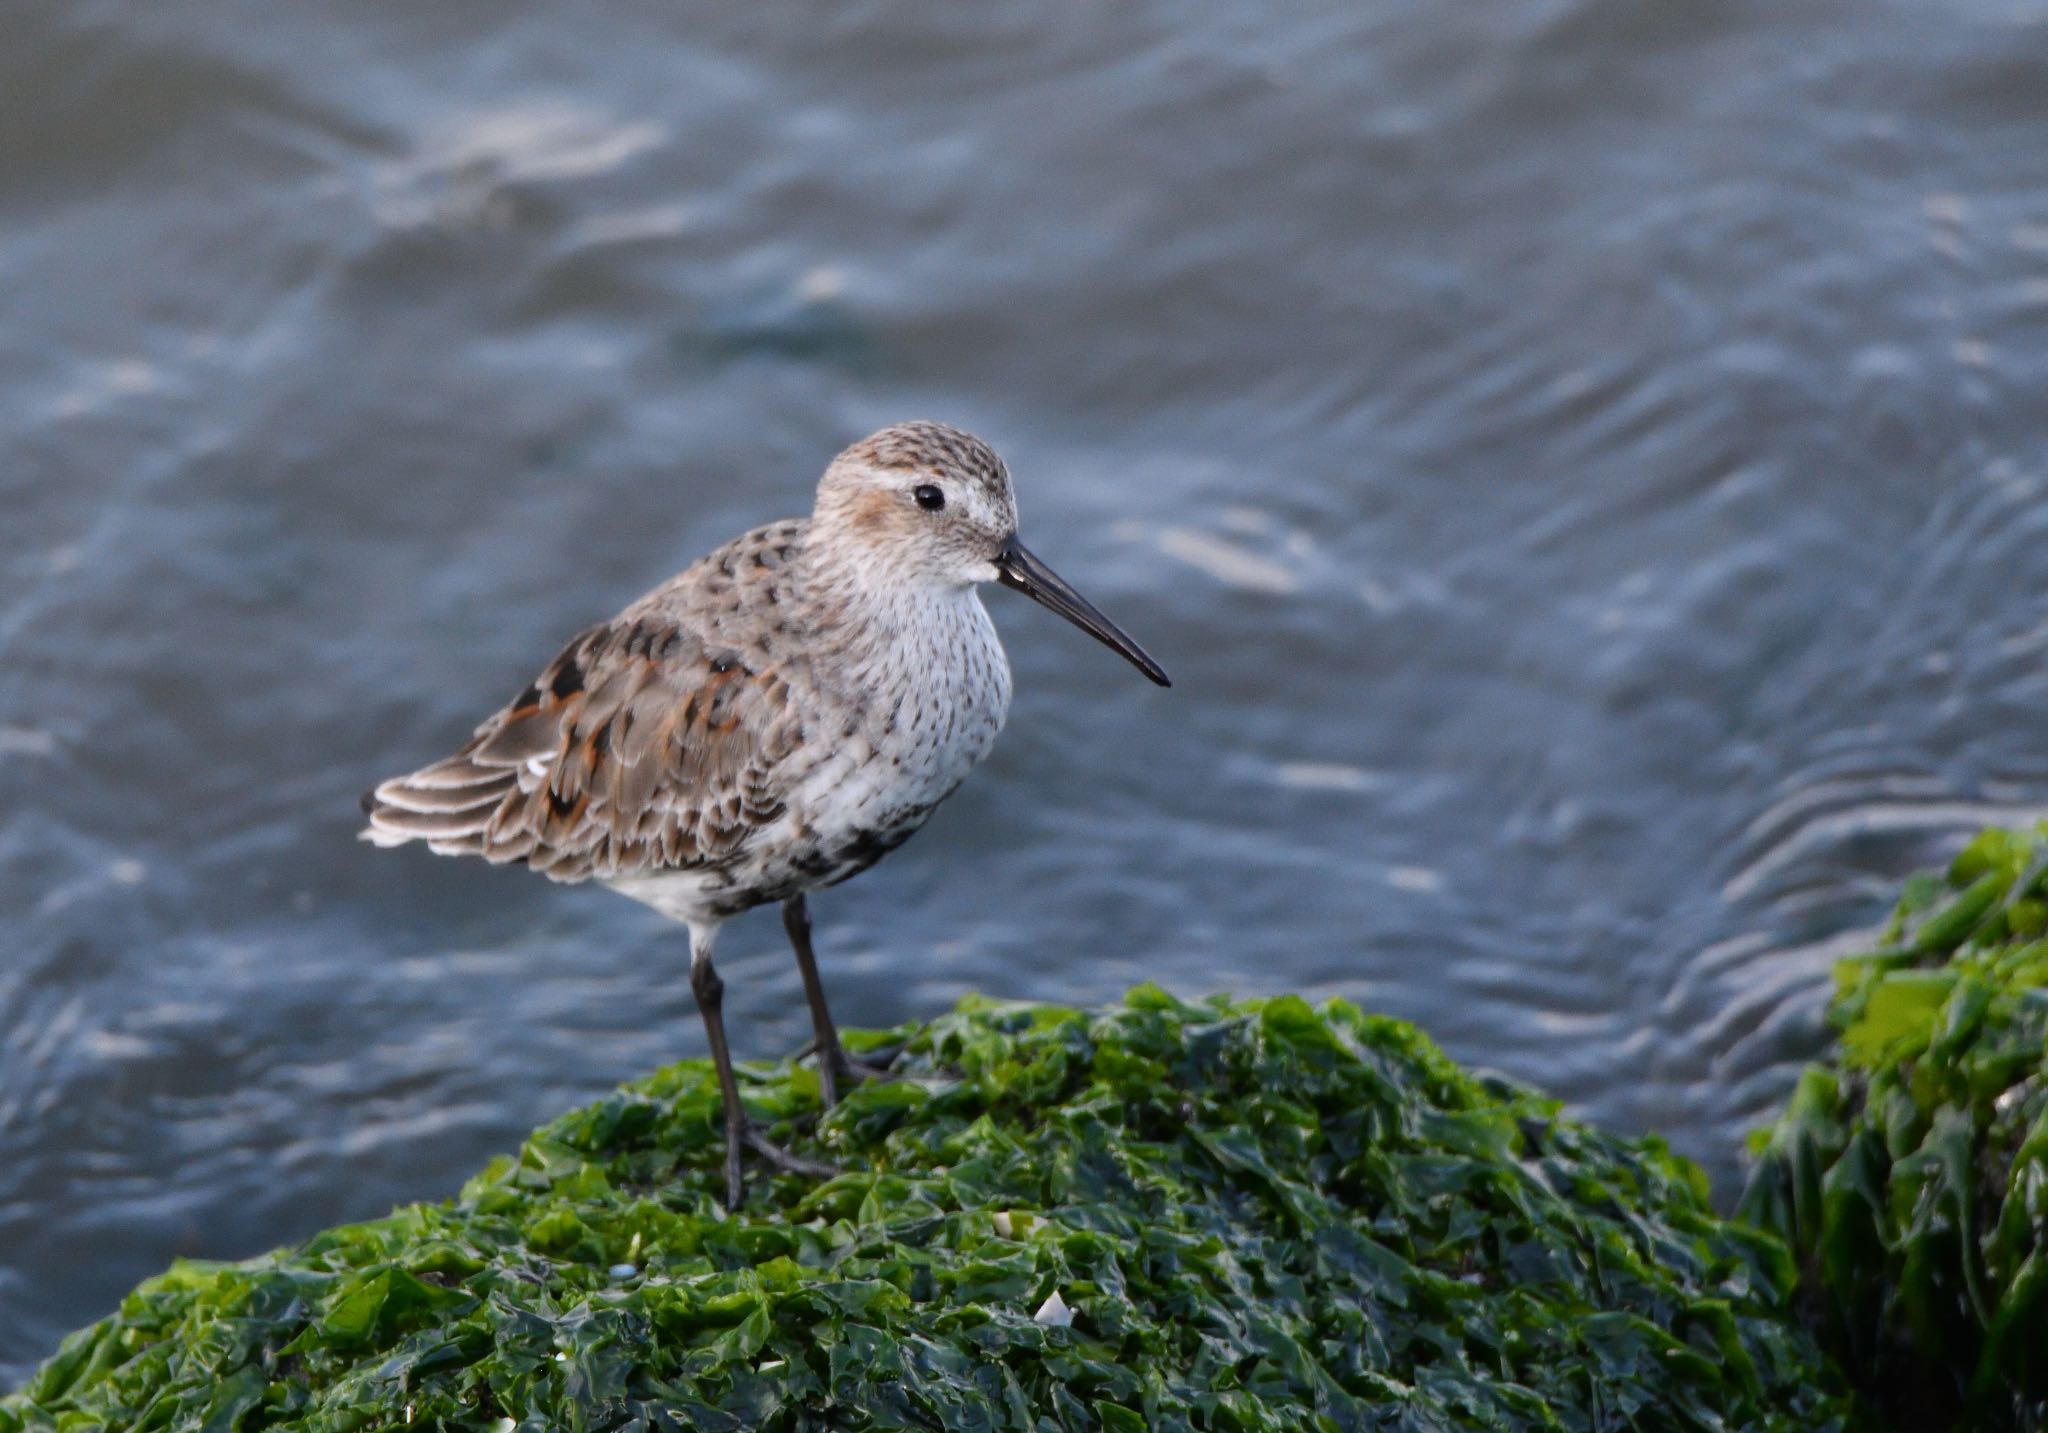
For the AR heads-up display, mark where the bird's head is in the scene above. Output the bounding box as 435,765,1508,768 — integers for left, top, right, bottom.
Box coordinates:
815,420,1019,587
813,421,1170,686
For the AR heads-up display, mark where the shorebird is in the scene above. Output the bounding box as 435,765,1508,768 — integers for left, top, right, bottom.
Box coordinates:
362,422,1169,1205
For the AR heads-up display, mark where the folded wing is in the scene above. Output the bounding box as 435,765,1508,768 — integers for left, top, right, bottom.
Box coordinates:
361,615,807,882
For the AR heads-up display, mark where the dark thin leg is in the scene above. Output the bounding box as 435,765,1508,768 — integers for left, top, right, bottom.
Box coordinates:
783,894,898,1110
690,951,835,1209
784,894,845,1109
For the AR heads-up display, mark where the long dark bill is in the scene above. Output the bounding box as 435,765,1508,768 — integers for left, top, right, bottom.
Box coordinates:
992,534,1171,687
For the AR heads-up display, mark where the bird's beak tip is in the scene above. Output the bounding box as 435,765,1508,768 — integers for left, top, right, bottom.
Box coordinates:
993,534,1171,689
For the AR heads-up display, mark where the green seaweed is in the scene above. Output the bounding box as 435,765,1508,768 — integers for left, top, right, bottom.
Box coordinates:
1741,825,2048,1430
6,987,1845,1430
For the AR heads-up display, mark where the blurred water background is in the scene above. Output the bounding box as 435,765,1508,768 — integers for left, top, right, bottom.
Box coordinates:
6,0,2048,1377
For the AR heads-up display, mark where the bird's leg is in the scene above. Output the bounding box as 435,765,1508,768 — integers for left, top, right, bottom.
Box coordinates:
688,945,836,1209
782,894,899,1110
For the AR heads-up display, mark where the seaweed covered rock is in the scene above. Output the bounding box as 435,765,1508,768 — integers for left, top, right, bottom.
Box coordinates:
1742,825,2048,1430
6,988,1844,1431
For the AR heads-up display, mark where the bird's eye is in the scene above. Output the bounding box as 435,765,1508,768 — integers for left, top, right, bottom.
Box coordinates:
913,484,946,511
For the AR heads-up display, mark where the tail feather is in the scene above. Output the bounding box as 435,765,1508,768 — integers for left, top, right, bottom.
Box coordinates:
362,802,501,840
369,781,505,816
386,756,506,790
359,751,518,852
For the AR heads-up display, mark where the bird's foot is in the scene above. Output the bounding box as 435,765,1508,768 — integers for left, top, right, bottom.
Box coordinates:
721,1120,840,1209
817,1043,904,1110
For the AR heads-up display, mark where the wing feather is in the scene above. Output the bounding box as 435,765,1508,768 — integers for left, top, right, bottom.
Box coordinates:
361,615,810,883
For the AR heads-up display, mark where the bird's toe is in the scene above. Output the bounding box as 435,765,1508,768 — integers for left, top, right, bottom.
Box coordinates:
741,1125,839,1180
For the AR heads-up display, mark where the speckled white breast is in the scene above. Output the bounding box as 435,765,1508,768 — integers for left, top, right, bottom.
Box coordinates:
787,585,1011,859
605,585,1010,928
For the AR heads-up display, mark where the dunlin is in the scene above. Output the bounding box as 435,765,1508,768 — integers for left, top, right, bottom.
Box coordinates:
363,422,1169,1205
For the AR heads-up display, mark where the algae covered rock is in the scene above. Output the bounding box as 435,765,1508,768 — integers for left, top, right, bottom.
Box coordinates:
1741,825,2048,1430
6,987,1844,1430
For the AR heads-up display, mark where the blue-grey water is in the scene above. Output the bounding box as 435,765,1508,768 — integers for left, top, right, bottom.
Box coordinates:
6,0,2048,1379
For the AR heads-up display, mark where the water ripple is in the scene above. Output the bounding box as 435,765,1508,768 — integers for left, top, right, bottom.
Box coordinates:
7,0,2048,1381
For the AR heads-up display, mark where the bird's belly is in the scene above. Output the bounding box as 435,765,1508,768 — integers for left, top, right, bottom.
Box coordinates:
604,711,997,925
603,868,735,926
779,687,1001,878
796,733,980,859
603,617,1009,926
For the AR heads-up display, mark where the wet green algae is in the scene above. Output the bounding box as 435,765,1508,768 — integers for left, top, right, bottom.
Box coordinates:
1742,824,2048,1430
5,987,1847,1431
